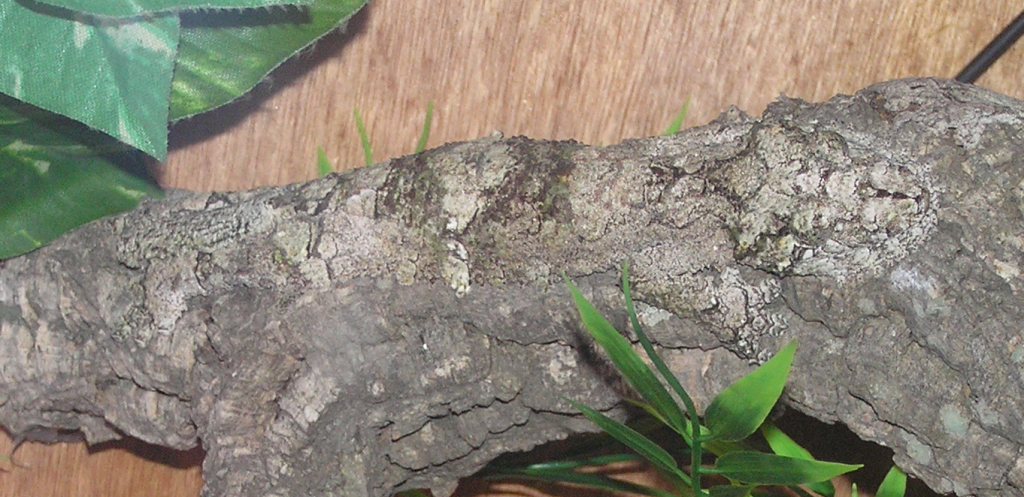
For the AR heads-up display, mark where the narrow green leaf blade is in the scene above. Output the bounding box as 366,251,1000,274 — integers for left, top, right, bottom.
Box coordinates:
0,1,179,159
662,100,689,135
524,453,642,471
316,146,333,176
621,262,699,443
484,462,678,497
761,422,831,495
414,101,433,153
169,0,368,120
0,100,162,259
710,451,861,486
760,423,813,460
705,341,796,441
875,465,907,497
353,106,373,166
760,423,836,497
568,400,690,487
708,484,755,497
564,276,688,435
757,422,835,495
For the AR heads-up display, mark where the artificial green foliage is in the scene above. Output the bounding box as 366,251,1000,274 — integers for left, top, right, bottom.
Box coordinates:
415,101,434,153
707,451,860,486
353,106,373,166
316,146,333,177
492,455,678,497
760,423,835,496
568,400,691,489
704,341,795,442
0,2,180,159
564,276,689,438
504,265,877,497
707,484,755,497
0,0,365,260
169,0,367,121
662,101,689,135
317,102,433,176
0,99,161,259
760,423,814,460
0,0,366,159
876,465,908,497
620,263,702,442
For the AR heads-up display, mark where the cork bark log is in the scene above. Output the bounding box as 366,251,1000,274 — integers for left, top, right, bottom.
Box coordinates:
2,78,1024,497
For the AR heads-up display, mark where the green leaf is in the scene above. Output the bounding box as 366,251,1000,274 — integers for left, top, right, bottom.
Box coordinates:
704,341,796,441
620,262,699,444
353,106,373,166
567,400,690,488
760,423,813,460
619,262,704,496
564,276,689,436
0,1,179,159
662,100,689,135
875,465,907,497
316,146,333,177
35,0,307,19
520,453,643,471
482,456,678,497
169,0,368,120
0,99,162,259
759,423,836,497
415,101,433,153
708,451,861,486
708,484,755,497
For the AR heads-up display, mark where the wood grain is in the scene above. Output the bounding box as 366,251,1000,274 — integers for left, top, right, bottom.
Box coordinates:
4,0,1022,495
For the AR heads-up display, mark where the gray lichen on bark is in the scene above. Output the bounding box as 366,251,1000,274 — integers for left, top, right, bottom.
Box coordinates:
1,78,1023,496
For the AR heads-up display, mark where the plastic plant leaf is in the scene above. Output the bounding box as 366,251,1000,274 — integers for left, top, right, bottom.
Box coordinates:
708,451,861,486
662,100,689,135
482,456,678,497
168,0,368,121
620,262,700,443
708,484,755,497
564,276,689,436
760,423,813,460
875,465,907,497
513,471,676,497
0,100,162,259
704,341,796,442
316,146,333,177
567,400,690,488
34,0,307,19
0,0,179,159
523,453,642,471
415,101,433,153
352,106,373,166
760,423,836,497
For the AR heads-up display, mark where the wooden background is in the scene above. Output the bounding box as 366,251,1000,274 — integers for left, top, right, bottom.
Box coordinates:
3,0,1024,495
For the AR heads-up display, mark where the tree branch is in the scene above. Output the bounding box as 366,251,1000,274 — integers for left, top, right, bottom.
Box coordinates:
2,78,1022,496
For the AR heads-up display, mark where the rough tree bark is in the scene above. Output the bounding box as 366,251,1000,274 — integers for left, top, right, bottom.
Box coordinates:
1,78,1022,497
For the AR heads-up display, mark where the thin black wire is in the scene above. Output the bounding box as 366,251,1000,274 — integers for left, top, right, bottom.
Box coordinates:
956,8,1024,83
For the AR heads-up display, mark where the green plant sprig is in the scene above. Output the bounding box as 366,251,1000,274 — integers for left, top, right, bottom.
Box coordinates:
479,262,902,497
318,101,433,176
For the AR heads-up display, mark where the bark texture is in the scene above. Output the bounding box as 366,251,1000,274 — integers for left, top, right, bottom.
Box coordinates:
2,78,1023,496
